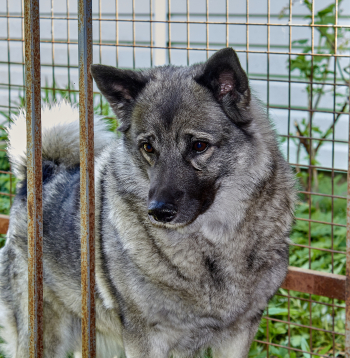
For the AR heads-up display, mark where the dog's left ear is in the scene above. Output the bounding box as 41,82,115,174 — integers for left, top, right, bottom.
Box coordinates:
195,48,251,125
91,64,149,132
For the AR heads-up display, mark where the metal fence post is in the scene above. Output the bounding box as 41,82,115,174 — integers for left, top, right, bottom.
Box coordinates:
24,0,43,357
78,0,95,356
346,66,350,358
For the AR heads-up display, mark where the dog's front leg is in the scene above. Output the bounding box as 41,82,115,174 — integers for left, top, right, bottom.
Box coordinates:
212,331,251,358
123,330,169,358
211,319,261,358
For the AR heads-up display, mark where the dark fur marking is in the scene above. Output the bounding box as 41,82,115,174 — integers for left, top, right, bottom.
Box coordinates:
251,309,264,325
250,158,278,203
246,247,257,271
16,161,73,198
42,160,59,183
16,179,27,198
137,214,190,283
158,89,182,130
204,256,224,290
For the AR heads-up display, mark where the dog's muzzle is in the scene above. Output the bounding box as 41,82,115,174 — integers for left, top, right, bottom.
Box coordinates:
148,201,177,223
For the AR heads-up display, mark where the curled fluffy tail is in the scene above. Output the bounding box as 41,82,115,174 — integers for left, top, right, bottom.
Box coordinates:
7,101,115,179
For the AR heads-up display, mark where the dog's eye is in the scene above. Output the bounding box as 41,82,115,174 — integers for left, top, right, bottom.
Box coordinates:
143,143,154,153
193,141,208,153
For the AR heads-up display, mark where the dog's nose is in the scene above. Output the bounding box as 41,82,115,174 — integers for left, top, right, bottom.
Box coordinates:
148,201,177,223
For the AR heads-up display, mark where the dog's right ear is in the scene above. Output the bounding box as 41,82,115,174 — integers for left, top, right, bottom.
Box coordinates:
91,65,148,132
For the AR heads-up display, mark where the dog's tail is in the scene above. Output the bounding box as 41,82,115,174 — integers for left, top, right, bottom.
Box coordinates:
7,101,115,179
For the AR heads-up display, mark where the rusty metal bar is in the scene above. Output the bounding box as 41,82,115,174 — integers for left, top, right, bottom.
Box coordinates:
0,191,15,197
275,291,345,309
346,10,350,354
287,3,292,352
78,0,95,356
254,339,330,358
24,0,43,357
281,266,345,301
3,12,350,29
2,69,348,88
3,36,350,57
263,316,345,336
290,243,345,255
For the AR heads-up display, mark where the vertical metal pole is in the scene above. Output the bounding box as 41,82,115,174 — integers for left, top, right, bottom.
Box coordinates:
346,47,350,358
167,0,171,64
287,1,293,355
287,0,292,163
149,0,153,67
225,0,228,48
308,2,315,354
154,0,166,66
246,0,249,74
132,0,136,69
115,0,119,67
332,4,339,356
205,0,209,59
186,0,190,65
24,0,43,357
78,0,95,357
266,2,270,354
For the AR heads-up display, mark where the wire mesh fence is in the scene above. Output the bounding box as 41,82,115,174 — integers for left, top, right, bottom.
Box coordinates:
0,0,349,357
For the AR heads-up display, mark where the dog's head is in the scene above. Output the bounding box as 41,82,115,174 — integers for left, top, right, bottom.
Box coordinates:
91,48,253,228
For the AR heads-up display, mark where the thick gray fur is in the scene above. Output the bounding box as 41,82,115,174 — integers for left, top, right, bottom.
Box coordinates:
0,48,296,358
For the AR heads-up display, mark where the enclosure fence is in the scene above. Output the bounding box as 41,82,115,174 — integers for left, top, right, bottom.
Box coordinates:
0,0,349,357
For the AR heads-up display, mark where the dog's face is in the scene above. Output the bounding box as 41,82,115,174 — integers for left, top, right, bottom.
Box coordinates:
91,48,252,227
128,83,233,227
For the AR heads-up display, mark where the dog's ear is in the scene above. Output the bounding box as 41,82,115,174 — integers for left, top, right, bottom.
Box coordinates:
195,48,251,125
91,64,148,132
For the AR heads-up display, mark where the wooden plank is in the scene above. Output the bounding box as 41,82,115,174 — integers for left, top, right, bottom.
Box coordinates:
0,214,9,234
281,266,345,301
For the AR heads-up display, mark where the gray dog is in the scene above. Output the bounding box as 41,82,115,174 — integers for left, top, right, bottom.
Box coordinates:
0,48,296,358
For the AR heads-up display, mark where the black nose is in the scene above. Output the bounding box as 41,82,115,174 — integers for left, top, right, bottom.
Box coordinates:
148,201,177,223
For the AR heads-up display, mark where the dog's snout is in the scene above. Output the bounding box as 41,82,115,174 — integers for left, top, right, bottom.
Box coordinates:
148,201,177,223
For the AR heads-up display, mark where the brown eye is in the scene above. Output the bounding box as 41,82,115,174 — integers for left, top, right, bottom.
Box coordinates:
193,141,208,152
143,143,154,153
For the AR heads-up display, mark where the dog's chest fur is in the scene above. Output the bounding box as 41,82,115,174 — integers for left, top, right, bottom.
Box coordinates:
96,146,287,335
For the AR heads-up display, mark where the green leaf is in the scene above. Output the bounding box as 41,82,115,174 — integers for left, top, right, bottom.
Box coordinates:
317,4,335,18
291,335,301,347
318,344,332,355
301,337,311,358
292,39,309,45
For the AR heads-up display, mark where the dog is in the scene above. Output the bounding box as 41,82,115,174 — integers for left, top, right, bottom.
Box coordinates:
0,48,296,358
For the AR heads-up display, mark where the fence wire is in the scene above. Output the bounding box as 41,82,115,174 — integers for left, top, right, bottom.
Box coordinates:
0,0,349,357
